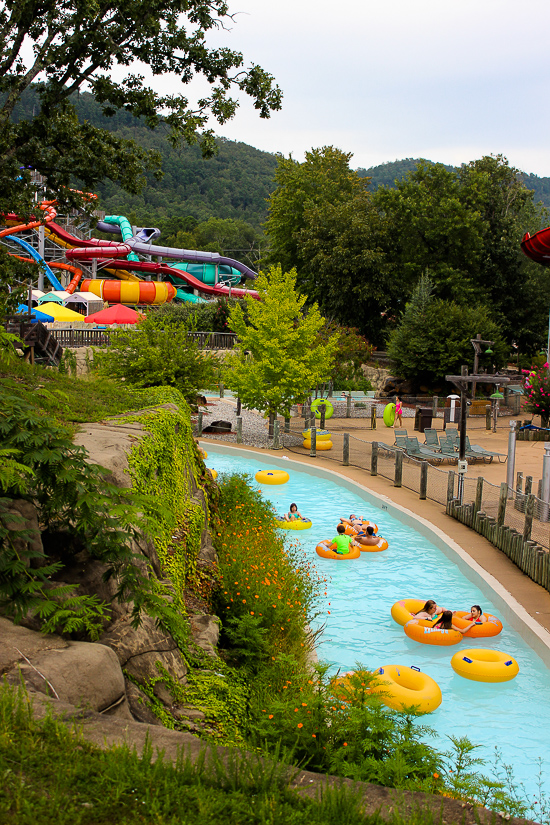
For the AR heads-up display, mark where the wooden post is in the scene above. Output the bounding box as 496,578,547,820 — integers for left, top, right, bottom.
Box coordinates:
371,405,376,429
419,461,428,500
394,450,403,487
197,411,203,435
343,433,350,466
515,472,524,512
486,405,491,431
236,416,242,444
310,426,317,457
497,482,507,527
525,475,533,497
447,470,455,503
371,442,378,476
523,494,535,542
346,394,352,419
474,476,483,514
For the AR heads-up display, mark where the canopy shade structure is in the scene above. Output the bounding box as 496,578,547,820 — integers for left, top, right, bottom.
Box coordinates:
38,291,70,304
85,304,145,324
15,304,54,323
41,302,86,322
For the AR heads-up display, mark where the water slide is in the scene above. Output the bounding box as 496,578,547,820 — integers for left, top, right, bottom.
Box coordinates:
3,234,64,290
521,228,550,265
47,221,260,299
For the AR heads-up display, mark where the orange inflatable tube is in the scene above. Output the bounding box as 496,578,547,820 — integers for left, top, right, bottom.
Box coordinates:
404,619,462,646
344,521,378,536
315,541,360,560
355,535,388,552
452,611,503,638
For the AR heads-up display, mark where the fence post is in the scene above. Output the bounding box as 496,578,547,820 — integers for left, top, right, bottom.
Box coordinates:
515,472,524,512
447,470,455,503
236,416,242,444
197,411,203,436
371,405,376,429
432,395,438,419
419,461,428,500
486,405,491,431
394,450,403,487
497,482,508,527
284,417,290,433
474,476,483,514
525,475,533,497
273,420,280,450
343,433,350,466
371,442,378,476
346,395,352,419
523,494,535,542
310,426,317,457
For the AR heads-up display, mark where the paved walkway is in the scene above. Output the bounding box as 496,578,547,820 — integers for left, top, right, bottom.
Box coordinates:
200,409,550,639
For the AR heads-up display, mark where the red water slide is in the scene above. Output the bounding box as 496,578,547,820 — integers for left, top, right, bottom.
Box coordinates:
521,227,550,265
47,222,259,299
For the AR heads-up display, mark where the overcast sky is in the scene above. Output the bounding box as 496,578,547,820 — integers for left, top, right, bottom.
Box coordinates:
154,0,550,176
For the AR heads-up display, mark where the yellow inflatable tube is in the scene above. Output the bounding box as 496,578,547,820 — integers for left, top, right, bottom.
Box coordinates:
451,649,519,682
275,518,312,530
371,665,442,713
302,429,331,440
255,470,289,485
315,541,360,560
391,599,430,626
405,619,462,646
303,439,333,450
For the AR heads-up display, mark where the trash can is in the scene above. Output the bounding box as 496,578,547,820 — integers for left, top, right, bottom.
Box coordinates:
418,407,433,433
443,407,461,427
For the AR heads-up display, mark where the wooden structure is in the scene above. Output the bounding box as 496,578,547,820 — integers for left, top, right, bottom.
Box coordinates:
5,315,63,366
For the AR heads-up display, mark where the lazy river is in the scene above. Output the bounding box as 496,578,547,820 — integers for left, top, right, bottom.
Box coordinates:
205,444,550,801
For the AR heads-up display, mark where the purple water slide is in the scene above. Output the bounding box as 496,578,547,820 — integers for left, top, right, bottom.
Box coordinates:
96,221,257,280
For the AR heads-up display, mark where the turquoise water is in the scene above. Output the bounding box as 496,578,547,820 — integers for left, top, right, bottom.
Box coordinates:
207,447,550,801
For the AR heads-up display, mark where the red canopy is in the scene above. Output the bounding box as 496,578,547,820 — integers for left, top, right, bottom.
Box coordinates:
85,304,145,324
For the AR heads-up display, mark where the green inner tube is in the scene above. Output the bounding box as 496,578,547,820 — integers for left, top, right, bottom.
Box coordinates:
310,399,334,420
383,403,396,427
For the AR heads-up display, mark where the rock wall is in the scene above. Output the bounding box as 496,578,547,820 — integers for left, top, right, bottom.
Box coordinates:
0,402,221,735
362,364,391,391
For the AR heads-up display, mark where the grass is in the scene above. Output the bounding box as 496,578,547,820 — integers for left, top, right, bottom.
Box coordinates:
0,682,439,825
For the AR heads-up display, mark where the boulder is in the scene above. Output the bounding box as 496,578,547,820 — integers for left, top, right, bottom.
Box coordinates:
4,499,43,561
202,420,232,434
0,617,67,676
99,614,188,684
5,640,126,714
125,680,164,725
189,614,219,656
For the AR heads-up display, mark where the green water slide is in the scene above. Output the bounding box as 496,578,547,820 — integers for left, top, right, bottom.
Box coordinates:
103,215,140,262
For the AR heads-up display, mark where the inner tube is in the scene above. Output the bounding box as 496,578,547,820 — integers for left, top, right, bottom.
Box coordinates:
451,649,519,682
315,541,360,560
383,403,396,427
391,599,432,626
303,439,333,450
302,429,331,440
356,535,388,552
452,611,503,638
255,470,289,485
405,619,462,646
344,520,378,536
371,665,442,713
275,518,312,530
310,399,334,420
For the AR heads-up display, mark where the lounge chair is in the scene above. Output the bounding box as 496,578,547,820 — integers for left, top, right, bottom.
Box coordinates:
394,429,408,441
444,427,459,445
405,437,444,464
423,428,441,449
438,442,459,463
394,435,409,450
464,436,507,463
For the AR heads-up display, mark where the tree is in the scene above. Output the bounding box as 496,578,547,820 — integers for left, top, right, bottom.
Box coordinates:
387,276,507,389
0,0,282,217
226,265,339,432
95,314,215,402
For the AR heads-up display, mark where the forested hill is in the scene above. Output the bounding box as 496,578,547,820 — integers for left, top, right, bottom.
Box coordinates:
358,158,550,209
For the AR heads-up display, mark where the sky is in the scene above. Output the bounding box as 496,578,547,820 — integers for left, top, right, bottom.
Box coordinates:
101,0,550,176
145,0,550,177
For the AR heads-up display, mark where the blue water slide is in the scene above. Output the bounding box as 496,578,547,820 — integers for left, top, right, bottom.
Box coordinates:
7,235,63,290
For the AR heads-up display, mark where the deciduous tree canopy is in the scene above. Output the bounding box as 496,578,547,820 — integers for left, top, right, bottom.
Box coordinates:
0,0,281,216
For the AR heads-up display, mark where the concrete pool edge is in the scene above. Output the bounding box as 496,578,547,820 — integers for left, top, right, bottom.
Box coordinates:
203,441,550,668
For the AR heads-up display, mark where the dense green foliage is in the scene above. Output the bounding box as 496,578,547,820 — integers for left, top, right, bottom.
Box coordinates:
1,1,281,218
387,276,507,387
319,323,375,392
94,314,216,402
226,265,338,423
266,149,549,358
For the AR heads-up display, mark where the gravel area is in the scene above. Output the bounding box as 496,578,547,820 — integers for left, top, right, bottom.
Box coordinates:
194,399,304,449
